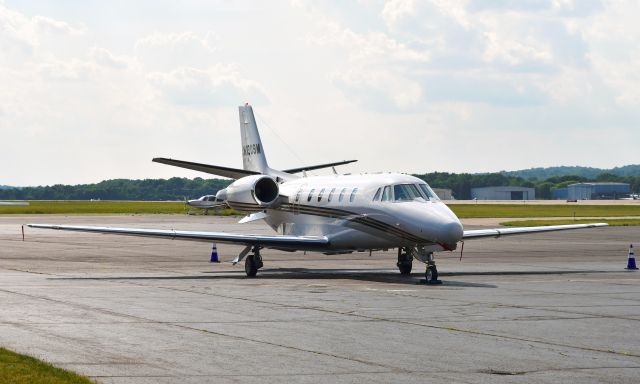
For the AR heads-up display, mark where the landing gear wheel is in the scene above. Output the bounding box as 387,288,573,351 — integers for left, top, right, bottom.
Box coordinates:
397,248,413,275
398,261,412,275
245,254,259,277
425,264,442,285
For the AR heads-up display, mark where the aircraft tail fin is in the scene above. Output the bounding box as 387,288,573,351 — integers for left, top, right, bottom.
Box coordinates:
239,104,269,174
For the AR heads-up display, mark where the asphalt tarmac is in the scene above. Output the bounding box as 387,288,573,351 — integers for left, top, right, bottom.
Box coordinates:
0,215,639,383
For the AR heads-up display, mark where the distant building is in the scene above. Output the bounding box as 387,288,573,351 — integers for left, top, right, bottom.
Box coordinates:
471,186,535,200
566,182,630,200
553,187,568,200
432,188,453,200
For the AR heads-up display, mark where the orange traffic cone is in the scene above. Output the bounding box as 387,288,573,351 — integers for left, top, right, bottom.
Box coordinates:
626,244,638,270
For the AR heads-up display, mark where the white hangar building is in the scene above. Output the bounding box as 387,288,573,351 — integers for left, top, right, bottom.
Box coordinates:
471,186,535,201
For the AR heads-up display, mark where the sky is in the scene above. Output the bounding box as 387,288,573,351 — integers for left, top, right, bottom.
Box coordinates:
1,0,639,186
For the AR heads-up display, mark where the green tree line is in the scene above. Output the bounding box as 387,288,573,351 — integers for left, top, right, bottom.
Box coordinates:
0,178,231,201
1,173,639,201
416,172,640,200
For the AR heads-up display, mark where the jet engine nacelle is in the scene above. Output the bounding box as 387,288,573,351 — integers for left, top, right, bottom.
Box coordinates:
216,175,280,211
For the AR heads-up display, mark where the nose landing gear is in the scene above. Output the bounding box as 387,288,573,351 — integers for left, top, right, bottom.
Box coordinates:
411,247,442,285
424,252,442,285
397,247,442,284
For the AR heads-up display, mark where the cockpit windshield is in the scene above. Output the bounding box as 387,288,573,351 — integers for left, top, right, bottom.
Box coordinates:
417,183,439,200
393,184,423,201
388,183,439,202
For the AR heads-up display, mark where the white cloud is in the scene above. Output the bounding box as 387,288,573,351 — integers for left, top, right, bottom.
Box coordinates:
135,31,216,51
0,4,83,51
1,0,639,185
148,65,268,108
134,31,219,71
89,47,130,69
33,15,85,35
381,0,416,27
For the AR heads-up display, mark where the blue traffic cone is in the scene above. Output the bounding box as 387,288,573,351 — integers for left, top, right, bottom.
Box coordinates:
626,244,638,270
210,244,220,263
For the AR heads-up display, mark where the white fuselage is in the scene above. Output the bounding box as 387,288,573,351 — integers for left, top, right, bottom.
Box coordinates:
235,173,464,253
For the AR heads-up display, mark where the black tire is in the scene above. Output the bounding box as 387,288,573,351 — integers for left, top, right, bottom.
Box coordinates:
425,265,438,283
398,261,412,275
397,251,413,275
245,255,258,277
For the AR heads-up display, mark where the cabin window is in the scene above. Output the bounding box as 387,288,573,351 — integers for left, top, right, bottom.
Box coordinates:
381,186,392,202
350,188,358,203
328,188,336,202
393,184,423,202
318,188,325,202
338,188,347,202
307,189,315,202
372,188,382,201
295,188,302,203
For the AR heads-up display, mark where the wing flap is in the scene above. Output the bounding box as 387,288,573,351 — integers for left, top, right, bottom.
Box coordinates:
463,223,608,240
28,224,329,250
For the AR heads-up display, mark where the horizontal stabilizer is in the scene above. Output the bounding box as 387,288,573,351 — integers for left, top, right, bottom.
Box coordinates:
283,160,358,174
153,158,259,179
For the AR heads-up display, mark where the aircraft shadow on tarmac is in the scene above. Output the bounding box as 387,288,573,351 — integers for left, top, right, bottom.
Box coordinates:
50,269,613,288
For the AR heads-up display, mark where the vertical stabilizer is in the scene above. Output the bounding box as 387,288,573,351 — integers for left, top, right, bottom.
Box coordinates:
239,104,269,174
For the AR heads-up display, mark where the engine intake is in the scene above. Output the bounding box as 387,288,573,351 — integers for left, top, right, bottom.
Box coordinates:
253,176,279,205
218,175,280,211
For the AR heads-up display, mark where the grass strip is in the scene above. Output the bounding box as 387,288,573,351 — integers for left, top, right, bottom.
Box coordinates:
447,204,640,218
499,219,640,227
0,347,94,384
2,201,640,219
0,201,240,215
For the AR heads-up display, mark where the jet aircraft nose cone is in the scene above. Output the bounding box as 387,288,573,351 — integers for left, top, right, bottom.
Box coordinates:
439,220,463,246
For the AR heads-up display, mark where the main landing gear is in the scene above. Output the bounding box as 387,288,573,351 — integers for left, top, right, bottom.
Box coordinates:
397,247,413,275
244,247,264,277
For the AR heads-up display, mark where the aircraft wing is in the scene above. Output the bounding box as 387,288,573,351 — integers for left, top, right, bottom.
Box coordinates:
27,224,329,250
462,223,608,240
283,160,358,174
153,158,259,179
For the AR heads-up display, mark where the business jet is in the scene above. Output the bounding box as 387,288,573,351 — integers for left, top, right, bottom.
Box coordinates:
29,104,607,284
0,202,29,206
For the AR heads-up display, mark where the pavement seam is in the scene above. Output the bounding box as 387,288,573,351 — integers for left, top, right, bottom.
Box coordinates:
115,279,640,360
0,285,413,374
